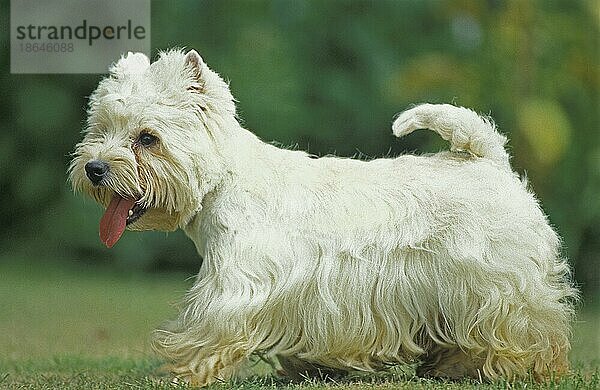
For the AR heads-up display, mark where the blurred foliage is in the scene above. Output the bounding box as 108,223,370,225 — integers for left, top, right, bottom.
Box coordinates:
0,0,598,293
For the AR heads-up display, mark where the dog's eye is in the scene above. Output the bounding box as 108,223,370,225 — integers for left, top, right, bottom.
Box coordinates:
138,132,158,147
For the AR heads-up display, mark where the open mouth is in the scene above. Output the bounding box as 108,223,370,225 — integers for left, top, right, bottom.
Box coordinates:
99,194,148,248
126,202,148,226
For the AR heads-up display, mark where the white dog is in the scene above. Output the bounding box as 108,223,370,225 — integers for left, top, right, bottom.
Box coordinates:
69,49,578,386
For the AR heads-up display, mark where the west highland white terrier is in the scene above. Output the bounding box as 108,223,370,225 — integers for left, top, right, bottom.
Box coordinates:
69,49,578,386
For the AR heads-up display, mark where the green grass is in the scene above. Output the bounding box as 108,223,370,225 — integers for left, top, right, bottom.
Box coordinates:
1,257,598,389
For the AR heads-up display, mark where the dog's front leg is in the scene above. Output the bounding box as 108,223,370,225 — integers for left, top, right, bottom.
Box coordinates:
154,269,265,386
155,308,252,386
166,341,248,386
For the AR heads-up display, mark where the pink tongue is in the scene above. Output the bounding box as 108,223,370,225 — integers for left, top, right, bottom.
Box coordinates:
99,195,136,248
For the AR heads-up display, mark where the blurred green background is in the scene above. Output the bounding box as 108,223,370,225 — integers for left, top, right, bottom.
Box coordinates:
1,0,598,298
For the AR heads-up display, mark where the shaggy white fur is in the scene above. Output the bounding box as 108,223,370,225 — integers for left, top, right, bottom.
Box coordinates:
69,49,578,386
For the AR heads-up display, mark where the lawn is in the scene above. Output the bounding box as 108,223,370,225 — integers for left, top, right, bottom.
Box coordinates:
1,257,598,389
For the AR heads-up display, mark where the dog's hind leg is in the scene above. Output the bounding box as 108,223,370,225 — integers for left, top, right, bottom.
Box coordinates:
416,346,483,381
277,355,348,382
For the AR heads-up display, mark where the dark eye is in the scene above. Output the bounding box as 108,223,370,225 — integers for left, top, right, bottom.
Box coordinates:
138,132,157,147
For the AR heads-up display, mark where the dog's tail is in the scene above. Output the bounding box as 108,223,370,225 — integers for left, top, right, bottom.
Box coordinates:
392,103,510,168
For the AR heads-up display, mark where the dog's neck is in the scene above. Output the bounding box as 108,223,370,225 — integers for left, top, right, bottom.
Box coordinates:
206,114,294,179
183,115,302,259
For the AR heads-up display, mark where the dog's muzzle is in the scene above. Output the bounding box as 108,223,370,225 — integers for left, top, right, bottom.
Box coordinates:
85,160,109,185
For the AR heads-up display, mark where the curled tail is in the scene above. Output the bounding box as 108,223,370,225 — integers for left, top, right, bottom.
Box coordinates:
393,104,510,168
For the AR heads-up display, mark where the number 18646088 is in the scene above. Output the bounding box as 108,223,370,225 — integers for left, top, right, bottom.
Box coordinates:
19,42,74,52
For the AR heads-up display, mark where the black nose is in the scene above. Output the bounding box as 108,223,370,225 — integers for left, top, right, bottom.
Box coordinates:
85,160,110,185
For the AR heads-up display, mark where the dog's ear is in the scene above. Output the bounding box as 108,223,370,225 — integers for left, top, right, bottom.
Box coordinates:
184,50,206,91
109,52,150,77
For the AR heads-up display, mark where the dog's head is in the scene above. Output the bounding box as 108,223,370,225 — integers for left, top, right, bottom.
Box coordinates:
69,49,234,247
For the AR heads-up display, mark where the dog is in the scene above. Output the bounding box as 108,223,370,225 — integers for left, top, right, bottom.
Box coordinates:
69,49,578,386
